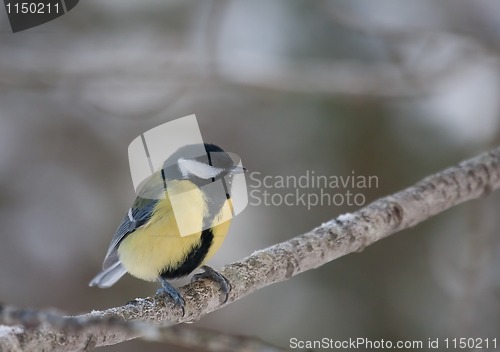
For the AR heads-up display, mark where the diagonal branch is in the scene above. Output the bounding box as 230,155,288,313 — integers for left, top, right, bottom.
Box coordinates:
2,147,500,351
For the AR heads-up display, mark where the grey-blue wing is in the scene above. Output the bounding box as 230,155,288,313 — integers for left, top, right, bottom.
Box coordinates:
89,197,157,288
102,197,158,270
90,169,168,288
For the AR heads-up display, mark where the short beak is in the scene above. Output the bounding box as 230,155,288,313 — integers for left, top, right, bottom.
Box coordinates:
229,165,247,174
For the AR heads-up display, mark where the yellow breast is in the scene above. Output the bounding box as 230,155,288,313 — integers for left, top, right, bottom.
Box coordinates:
117,180,232,281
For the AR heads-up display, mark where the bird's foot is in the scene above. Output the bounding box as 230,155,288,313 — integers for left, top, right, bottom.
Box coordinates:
156,278,185,316
191,265,231,303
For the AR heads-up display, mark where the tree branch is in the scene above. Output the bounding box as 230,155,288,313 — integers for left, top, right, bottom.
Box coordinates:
0,305,286,352
2,147,500,351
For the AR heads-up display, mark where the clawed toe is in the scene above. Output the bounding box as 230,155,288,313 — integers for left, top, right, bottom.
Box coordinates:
157,278,186,316
191,265,231,303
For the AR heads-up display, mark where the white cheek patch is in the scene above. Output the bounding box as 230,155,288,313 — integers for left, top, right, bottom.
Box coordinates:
178,158,224,179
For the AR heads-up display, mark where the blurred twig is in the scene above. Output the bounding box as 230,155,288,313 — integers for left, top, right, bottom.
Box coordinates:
1,147,500,351
0,304,286,352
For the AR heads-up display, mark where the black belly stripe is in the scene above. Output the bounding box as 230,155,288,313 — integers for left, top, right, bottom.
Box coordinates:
159,229,214,279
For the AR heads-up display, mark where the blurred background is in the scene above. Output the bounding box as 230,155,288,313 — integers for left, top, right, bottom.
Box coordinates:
1,0,500,351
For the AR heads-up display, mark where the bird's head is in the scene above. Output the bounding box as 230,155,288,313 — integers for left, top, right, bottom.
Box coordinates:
163,143,246,186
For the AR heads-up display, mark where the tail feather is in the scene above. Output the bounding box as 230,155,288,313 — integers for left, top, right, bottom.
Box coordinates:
89,261,127,288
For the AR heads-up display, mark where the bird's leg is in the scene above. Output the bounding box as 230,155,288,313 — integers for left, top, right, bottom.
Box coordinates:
191,265,231,303
156,276,185,316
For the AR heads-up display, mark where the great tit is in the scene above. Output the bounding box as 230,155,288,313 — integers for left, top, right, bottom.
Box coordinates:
89,143,245,313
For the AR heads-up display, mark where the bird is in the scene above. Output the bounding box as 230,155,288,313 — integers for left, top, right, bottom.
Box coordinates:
89,143,246,314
